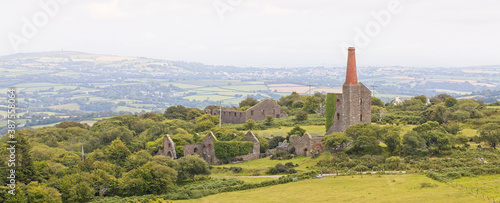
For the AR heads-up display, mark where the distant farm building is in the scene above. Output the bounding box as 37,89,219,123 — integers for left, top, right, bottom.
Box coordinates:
205,99,288,124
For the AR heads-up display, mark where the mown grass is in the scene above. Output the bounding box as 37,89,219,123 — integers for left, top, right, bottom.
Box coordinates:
177,174,483,203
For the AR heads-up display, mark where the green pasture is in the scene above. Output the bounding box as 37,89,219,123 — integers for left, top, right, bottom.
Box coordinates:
178,174,483,203
453,175,500,199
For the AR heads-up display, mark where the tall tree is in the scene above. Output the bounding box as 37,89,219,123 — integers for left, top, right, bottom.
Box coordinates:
479,123,500,149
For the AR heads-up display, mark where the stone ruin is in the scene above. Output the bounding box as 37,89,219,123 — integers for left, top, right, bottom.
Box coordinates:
205,99,288,124
182,131,261,164
275,133,325,157
156,134,177,159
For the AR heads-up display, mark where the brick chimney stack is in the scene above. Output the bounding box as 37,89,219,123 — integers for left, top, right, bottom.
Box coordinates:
344,47,358,85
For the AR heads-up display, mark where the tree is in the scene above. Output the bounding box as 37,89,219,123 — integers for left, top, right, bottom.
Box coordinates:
325,93,336,132
26,182,62,203
243,119,256,130
177,156,211,181
345,123,383,154
322,132,350,153
413,95,427,104
287,126,306,139
194,114,219,132
264,115,274,126
186,108,203,121
106,138,132,166
403,131,426,155
239,97,258,108
55,121,89,129
256,135,269,153
371,96,384,107
278,92,300,107
302,96,321,113
479,123,500,149
68,182,94,203
445,97,457,107
268,136,286,149
12,134,38,183
294,110,308,122
384,131,401,154
456,134,470,148
164,105,188,120
121,162,177,195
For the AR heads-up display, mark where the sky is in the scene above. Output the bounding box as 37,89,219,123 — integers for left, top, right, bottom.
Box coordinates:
1,0,499,68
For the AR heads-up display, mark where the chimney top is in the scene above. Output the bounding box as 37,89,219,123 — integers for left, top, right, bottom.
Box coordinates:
344,47,358,85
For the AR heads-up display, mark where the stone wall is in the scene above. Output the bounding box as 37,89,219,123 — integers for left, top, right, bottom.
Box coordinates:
156,134,177,159
285,133,324,157
183,131,261,165
326,83,371,134
204,99,288,124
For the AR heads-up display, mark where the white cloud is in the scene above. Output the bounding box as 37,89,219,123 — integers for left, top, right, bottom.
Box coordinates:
83,0,128,19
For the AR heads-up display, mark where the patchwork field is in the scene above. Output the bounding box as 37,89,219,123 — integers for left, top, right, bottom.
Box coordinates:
177,174,484,203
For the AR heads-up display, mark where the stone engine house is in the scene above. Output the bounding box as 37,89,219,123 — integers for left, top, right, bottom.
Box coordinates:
205,99,288,124
326,47,371,134
183,131,261,164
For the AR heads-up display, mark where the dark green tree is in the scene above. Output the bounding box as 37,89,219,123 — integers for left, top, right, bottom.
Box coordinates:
322,132,350,153
294,110,308,122
177,156,211,181
239,97,258,108
479,123,500,149
302,96,321,113
287,126,306,140
371,96,384,107
164,105,189,120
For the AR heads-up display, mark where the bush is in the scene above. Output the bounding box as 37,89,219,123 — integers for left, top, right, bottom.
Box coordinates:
266,163,297,174
270,150,294,160
229,167,243,173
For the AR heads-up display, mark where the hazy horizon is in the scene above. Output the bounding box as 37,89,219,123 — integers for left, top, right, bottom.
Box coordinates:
1,0,500,68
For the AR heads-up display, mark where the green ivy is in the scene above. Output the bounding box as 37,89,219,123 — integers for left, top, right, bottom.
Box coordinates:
325,93,336,132
213,141,254,159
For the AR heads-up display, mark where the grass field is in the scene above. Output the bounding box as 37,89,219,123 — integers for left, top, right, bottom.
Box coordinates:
250,125,326,138
486,106,500,109
177,174,483,203
453,175,500,199
214,153,331,175
115,106,149,113
49,103,80,111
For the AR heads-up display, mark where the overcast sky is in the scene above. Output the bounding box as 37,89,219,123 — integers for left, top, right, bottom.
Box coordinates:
1,0,499,68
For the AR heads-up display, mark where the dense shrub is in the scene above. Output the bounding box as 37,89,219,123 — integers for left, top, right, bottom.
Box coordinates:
270,150,294,160
266,163,297,174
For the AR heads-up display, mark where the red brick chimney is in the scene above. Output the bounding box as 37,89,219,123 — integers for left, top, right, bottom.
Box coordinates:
344,47,358,85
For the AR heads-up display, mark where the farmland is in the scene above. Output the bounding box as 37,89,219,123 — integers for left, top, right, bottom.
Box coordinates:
177,174,484,203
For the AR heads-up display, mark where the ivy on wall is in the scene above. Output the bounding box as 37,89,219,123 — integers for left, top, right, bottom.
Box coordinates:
214,140,254,159
325,93,337,132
